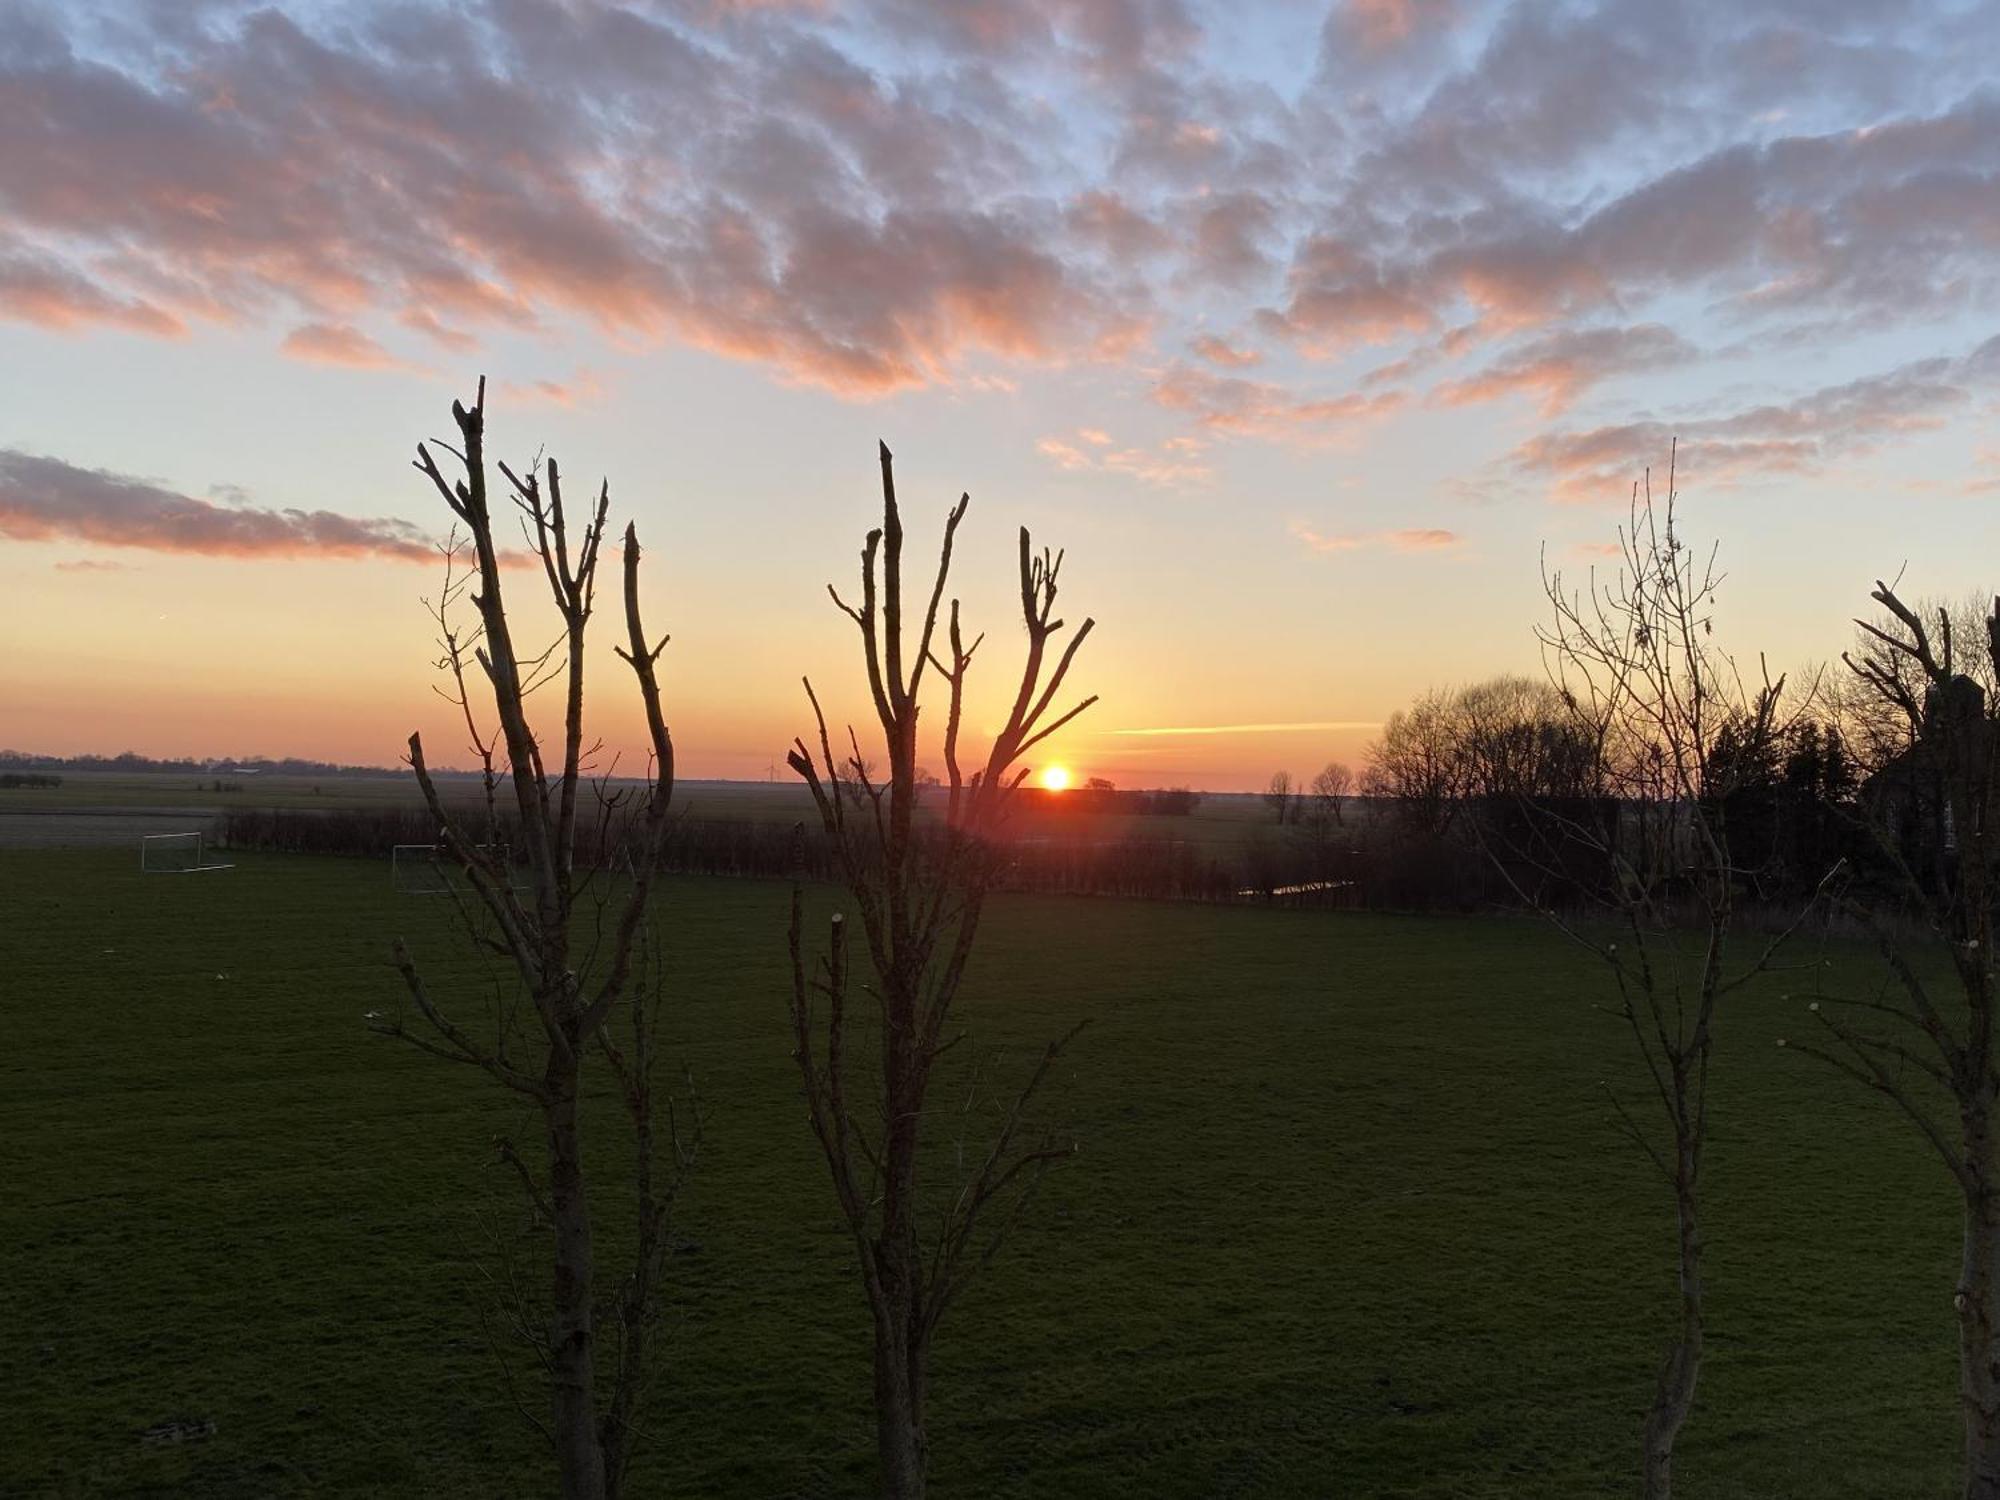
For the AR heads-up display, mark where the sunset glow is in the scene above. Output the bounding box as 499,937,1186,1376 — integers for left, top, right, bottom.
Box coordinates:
1040,766,1073,793
3,3,1998,790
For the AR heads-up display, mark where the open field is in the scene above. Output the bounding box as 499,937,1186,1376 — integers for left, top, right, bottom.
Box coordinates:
0,771,820,818
0,849,1965,1497
0,772,1292,854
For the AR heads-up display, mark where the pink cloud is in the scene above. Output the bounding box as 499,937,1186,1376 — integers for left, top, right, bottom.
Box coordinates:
0,249,185,337
1065,191,1172,260
1152,363,1406,441
497,370,607,408
1267,98,2000,356
1338,0,1460,52
1292,523,1462,553
1188,333,1263,369
280,322,412,371
1037,431,1211,486
1430,324,1697,415
398,307,478,355
0,0,1990,515
1513,334,2000,501
0,449,437,562
0,8,1150,398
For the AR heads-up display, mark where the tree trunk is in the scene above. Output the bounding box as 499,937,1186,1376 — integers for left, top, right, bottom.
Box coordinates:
1641,1149,1703,1500
871,1124,929,1499
547,1078,606,1500
1960,1106,2000,1500
871,1297,928,1500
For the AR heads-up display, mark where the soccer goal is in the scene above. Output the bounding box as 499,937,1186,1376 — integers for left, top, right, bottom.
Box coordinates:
139,831,234,874
391,843,517,894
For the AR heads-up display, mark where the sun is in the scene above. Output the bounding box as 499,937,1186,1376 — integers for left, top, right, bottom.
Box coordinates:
1039,765,1072,792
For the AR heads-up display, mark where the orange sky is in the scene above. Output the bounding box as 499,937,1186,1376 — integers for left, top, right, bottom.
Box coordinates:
6,1,2000,791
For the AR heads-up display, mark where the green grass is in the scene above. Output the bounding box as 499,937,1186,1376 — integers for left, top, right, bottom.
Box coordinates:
0,849,1967,1496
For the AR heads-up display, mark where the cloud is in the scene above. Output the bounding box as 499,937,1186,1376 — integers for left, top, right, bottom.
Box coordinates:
1152,363,1405,441
497,370,607,408
0,247,185,336
1335,0,1461,55
53,558,137,573
1065,190,1172,260
1188,332,1263,368
1291,523,1461,554
1037,437,1092,470
1037,429,1211,486
1110,719,1384,736
1430,323,1697,414
1181,190,1281,290
0,4,1149,396
0,449,438,562
0,0,1994,501
1266,96,2000,353
398,307,477,354
280,322,412,370
1513,333,2000,501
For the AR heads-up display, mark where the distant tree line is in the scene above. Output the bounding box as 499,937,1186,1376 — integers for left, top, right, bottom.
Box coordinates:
1032,780,1202,816
1341,671,1914,919
215,804,1246,904
0,748,398,777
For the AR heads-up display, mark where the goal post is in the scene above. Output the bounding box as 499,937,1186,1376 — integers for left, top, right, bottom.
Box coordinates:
139,831,233,874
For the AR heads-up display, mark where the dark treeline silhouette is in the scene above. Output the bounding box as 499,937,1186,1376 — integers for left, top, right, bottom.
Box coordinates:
0,748,401,777
206,737,1896,921
1036,782,1203,816
1349,671,1894,921
215,804,1249,902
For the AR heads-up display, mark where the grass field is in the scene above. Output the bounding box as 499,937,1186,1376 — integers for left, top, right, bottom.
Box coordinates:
0,849,1967,1497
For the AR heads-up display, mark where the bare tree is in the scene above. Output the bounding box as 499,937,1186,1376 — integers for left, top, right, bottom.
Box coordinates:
1264,769,1297,824
1832,590,2000,778
786,442,1096,1500
1791,584,2000,1499
367,379,693,1500
1364,688,1468,834
1308,760,1352,827
1366,677,1598,829
1522,469,1828,1500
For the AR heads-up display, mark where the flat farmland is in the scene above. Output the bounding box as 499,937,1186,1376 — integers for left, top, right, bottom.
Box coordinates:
0,849,1962,1497
0,773,1306,857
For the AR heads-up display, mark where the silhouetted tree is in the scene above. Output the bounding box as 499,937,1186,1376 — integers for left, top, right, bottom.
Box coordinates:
1264,770,1297,824
1835,591,2000,777
1513,466,1829,1500
369,380,695,1500
1308,761,1352,827
1364,688,1466,834
786,442,1097,1500
1791,585,2000,1499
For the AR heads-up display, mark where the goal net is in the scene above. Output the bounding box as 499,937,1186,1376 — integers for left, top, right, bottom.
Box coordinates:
391,843,516,894
140,831,233,874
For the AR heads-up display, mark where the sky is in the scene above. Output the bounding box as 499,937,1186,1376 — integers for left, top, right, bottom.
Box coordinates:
3,0,1999,791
